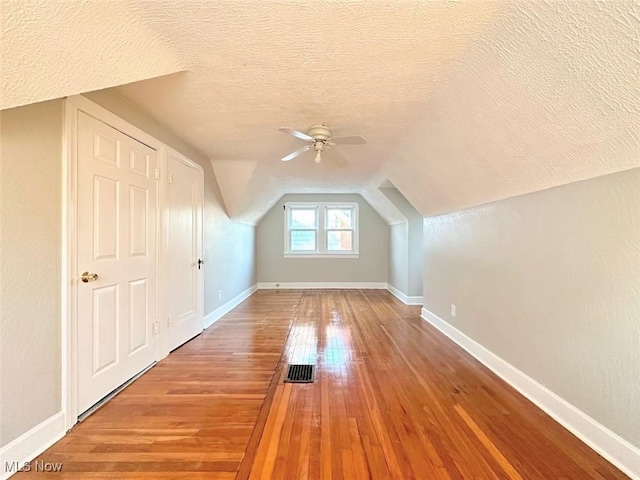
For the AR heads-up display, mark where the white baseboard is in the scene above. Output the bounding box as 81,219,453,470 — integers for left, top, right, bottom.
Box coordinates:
204,284,258,329
386,284,423,305
420,307,640,479
256,282,423,306
0,411,66,480
257,282,388,289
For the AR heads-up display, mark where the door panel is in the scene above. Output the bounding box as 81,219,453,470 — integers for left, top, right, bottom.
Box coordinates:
93,176,119,260
129,185,148,256
129,278,149,354
129,147,150,177
92,284,118,374
167,152,203,351
93,131,119,166
77,112,157,414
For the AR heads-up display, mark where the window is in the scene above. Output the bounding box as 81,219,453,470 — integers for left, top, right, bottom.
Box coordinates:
288,206,318,252
285,202,359,257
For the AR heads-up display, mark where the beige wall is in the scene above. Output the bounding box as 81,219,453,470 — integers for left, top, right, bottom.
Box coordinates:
0,100,63,446
422,168,640,448
257,194,388,283
84,90,257,312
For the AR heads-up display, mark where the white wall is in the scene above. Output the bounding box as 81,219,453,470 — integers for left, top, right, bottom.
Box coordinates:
0,100,63,446
257,194,388,284
422,168,640,449
382,187,423,297
85,90,257,312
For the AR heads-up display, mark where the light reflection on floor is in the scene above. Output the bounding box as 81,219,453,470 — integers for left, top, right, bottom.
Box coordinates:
283,323,318,365
323,322,351,376
282,294,354,381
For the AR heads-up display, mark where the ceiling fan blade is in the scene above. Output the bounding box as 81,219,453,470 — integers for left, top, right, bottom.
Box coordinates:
330,135,367,145
279,127,314,142
323,148,349,168
281,145,311,162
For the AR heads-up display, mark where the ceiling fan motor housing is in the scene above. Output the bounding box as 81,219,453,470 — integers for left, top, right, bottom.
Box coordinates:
307,124,332,141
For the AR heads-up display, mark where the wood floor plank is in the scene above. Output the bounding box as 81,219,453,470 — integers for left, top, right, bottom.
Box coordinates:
243,290,628,480
14,290,629,479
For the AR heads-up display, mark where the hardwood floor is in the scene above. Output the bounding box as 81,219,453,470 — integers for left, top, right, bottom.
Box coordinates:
17,290,626,479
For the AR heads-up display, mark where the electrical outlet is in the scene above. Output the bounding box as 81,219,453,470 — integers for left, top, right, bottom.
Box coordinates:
451,304,456,317
218,290,222,300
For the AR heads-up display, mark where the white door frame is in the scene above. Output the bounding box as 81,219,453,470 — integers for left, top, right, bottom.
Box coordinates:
62,95,172,430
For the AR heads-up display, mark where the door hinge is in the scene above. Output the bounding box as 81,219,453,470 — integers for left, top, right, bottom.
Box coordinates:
155,168,160,181
154,321,159,335
168,172,174,185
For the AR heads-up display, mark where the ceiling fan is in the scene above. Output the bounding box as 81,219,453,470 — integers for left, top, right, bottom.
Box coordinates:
279,124,366,167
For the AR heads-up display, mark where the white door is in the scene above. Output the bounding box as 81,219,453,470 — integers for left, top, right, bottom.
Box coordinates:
77,112,158,414
167,151,204,351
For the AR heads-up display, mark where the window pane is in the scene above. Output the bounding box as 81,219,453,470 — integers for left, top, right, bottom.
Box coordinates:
290,230,316,251
326,208,352,229
327,230,353,251
290,208,317,228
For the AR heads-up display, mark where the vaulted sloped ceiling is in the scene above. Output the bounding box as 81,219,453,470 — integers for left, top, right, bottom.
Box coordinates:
2,1,638,224
384,1,640,217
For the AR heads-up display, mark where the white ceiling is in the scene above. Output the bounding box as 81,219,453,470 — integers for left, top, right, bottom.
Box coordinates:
2,1,639,224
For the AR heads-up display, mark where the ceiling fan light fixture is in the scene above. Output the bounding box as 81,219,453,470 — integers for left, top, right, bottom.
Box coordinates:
278,125,366,167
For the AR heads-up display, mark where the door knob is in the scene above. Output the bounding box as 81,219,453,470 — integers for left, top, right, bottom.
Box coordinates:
80,272,99,283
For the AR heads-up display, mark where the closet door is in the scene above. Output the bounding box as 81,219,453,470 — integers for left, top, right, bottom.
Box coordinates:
166,150,204,351
76,111,157,414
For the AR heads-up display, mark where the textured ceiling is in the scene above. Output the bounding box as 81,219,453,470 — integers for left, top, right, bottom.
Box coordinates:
0,1,184,109
2,1,639,224
386,0,640,217
114,0,498,223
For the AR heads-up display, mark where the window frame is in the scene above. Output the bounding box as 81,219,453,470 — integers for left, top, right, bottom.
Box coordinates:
284,202,359,258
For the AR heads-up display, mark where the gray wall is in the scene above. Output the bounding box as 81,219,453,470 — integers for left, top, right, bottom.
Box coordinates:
85,90,257,312
0,100,63,446
389,222,409,294
422,168,640,448
257,194,388,283
382,187,423,297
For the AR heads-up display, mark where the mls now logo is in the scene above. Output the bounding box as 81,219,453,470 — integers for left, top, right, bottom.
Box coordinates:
5,460,63,473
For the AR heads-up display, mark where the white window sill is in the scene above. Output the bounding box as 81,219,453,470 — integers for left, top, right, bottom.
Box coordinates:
284,253,360,259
